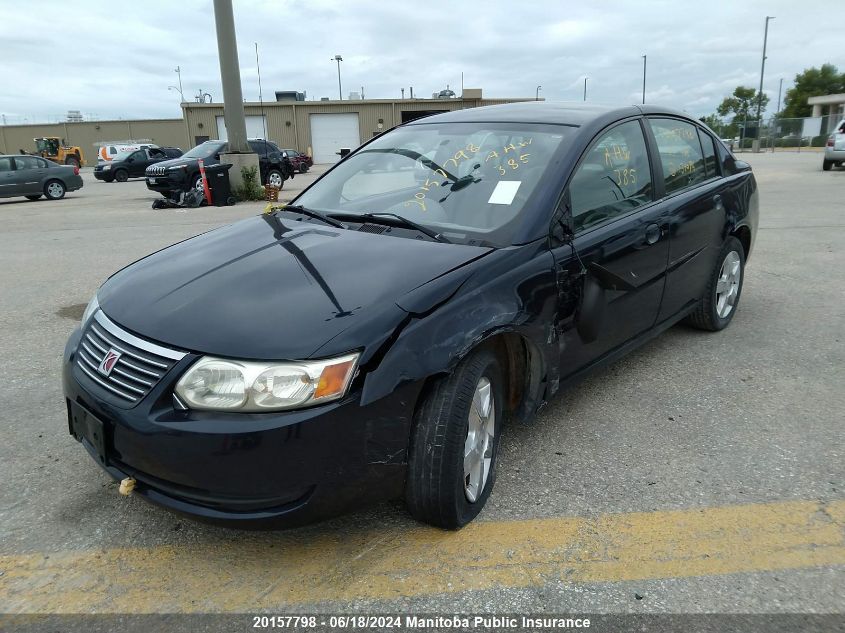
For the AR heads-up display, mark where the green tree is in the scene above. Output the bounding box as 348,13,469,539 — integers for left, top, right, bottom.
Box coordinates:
781,64,845,118
699,114,723,131
717,86,769,125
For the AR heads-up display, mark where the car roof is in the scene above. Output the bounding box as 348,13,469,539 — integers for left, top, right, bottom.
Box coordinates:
405,101,691,127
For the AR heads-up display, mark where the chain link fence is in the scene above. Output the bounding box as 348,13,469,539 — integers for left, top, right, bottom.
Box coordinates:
712,113,844,153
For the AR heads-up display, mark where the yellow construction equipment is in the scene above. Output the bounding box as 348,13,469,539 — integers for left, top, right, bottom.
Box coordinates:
32,137,85,167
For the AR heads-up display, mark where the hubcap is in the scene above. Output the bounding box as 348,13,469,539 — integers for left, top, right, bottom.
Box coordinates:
194,177,204,192
47,183,63,197
715,250,741,318
463,376,495,503
268,172,283,188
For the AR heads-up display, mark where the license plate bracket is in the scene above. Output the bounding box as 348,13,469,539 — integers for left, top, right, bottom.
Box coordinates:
68,400,108,466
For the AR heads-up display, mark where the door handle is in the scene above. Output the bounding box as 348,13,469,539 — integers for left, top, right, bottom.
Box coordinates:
644,223,661,245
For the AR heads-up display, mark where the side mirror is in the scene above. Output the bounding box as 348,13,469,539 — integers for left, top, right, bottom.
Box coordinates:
282,152,288,158
214,154,220,160
127,157,134,163
733,159,751,173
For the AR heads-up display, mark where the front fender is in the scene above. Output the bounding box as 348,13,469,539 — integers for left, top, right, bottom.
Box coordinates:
360,243,559,407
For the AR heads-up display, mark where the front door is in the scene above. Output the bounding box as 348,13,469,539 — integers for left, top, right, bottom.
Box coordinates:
552,118,671,379
127,150,148,177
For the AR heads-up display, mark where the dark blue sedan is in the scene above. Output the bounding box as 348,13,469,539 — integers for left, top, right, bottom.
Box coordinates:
63,102,757,529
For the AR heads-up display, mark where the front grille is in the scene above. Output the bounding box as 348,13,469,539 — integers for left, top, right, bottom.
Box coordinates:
75,311,187,405
146,165,167,176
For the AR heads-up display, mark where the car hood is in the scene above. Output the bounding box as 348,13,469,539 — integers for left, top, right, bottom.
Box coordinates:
98,213,492,360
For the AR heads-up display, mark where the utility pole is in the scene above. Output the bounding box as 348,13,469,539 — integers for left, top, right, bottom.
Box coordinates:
333,55,343,100
536,85,542,101
642,55,647,104
401,88,405,99
361,86,365,100
583,77,588,101
772,77,783,153
213,0,249,152
756,16,774,129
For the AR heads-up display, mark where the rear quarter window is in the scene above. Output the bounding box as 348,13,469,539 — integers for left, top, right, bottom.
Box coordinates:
648,118,706,194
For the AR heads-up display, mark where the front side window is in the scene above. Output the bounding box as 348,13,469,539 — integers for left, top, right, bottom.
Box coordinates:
568,120,653,233
296,122,574,246
648,118,706,194
182,142,226,160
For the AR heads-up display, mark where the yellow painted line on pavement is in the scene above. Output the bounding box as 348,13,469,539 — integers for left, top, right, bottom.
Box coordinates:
2,499,844,613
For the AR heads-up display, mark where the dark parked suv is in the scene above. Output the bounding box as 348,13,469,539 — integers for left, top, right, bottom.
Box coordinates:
94,147,183,182
145,139,294,195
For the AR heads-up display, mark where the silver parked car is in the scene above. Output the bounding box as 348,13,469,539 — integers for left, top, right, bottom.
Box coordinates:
0,154,84,200
823,118,845,171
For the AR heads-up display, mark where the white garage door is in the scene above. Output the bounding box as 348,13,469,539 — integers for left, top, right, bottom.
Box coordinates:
310,113,360,163
216,115,268,142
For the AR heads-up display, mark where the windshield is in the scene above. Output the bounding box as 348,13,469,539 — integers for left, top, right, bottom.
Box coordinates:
295,122,573,246
182,141,226,160
113,150,135,161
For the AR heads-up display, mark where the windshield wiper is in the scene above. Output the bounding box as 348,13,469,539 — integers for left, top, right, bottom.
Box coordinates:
359,213,452,243
278,204,347,229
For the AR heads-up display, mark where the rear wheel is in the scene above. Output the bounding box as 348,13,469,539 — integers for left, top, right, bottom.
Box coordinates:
44,180,66,200
405,347,503,529
299,163,308,173
686,236,745,331
25,194,42,201
823,159,832,171
114,169,128,182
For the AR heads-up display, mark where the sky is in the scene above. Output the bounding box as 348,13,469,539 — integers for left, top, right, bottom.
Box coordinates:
1,0,842,125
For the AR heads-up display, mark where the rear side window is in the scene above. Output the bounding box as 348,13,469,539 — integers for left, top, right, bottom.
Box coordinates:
569,120,653,232
698,129,718,178
0,157,13,172
14,156,44,170
648,118,706,194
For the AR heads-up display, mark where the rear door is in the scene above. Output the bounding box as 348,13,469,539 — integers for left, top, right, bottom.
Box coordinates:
12,156,48,195
552,118,671,377
646,118,728,323
0,156,18,197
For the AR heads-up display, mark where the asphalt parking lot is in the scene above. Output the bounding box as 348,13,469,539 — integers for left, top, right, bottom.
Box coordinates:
0,153,843,617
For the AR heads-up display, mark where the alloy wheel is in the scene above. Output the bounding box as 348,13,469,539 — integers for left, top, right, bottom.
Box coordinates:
463,376,495,502
715,250,741,318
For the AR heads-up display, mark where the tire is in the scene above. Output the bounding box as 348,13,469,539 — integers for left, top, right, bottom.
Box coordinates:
25,194,42,201
823,160,832,171
299,163,308,173
191,174,204,192
266,169,284,189
64,156,80,168
685,236,745,331
44,180,66,200
114,169,128,182
406,347,504,529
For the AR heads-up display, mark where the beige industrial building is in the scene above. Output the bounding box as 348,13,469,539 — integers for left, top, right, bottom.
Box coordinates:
0,92,536,165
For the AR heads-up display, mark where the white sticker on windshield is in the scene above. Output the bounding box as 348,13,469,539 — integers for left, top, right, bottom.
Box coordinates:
488,180,521,205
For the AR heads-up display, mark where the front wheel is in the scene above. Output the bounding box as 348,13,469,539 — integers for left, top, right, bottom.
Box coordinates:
191,174,204,193
44,180,66,200
823,160,832,171
299,163,308,173
114,169,128,182
405,347,503,529
686,236,745,331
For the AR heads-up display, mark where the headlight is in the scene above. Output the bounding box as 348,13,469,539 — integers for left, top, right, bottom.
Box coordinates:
168,164,187,171
102,164,112,170
174,353,360,412
81,294,99,326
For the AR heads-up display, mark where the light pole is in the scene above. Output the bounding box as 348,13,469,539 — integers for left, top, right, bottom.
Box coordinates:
174,66,184,101
535,85,542,101
583,77,588,101
756,16,774,130
168,85,185,101
642,55,647,104
333,55,343,100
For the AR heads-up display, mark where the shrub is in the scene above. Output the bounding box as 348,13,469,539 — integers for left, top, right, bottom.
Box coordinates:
234,165,264,201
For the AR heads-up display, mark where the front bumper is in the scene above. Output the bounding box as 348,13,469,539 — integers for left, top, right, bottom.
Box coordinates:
93,169,112,181
145,172,187,193
62,326,419,528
